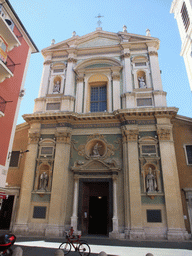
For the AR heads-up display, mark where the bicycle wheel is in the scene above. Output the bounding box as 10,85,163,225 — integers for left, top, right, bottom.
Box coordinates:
78,242,91,256
59,241,71,255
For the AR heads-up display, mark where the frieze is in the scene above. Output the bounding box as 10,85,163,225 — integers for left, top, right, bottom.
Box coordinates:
121,120,156,126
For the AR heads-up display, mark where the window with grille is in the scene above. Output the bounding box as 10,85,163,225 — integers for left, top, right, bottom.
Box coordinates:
181,2,190,31
185,145,192,165
90,86,107,112
9,151,20,167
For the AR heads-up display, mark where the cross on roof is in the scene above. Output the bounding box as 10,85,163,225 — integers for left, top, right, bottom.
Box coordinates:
95,14,104,28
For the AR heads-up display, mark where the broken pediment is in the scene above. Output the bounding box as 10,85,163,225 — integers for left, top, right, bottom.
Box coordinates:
71,159,120,172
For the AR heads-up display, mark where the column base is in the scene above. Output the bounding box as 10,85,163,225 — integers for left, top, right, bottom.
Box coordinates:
112,217,119,233
71,216,78,232
129,228,145,240
13,224,29,235
45,225,64,237
167,229,190,240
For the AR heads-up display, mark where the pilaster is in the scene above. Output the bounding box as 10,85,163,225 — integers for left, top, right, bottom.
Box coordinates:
148,46,163,91
71,176,79,232
122,126,145,239
65,57,77,96
122,50,132,93
75,75,84,113
13,124,41,235
157,118,189,240
111,68,121,110
38,58,52,98
45,127,72,237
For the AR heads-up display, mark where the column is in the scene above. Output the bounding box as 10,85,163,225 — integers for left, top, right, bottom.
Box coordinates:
45,127,72,237
112,68,121,111
65,57,76,96
13,124,40,235
75,75,84,113
121,128,130,237
157,121,189,240
71,177,79,232
124,126,145,239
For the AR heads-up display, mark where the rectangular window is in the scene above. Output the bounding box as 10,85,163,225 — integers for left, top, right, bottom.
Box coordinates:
147,210,162,223
142,145,156,155
185,145,192,165
46,103,60,110
9,151,20,167
181,2,190,31
135,62,146,66
90,86,107,112
33,206,46,219
40,147,53,156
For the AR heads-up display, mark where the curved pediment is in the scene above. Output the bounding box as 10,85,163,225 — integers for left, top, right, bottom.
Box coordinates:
74,57,121,71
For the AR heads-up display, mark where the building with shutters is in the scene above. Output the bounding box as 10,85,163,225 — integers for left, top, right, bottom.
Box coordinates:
0,0,38,189
4,25,190,240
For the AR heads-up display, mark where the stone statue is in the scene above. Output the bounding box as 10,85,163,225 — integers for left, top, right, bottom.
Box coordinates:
92,143,101,157
39,172,48,190
53,81,60,93
146,168,157,192
138,76,147,88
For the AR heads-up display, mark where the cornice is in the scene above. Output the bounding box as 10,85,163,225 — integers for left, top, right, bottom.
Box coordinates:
22,107,178,124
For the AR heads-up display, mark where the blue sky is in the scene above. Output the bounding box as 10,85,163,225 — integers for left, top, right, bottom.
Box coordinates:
10,0,192,124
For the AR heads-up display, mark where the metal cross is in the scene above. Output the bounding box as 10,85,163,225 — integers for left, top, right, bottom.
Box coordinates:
95,14,104,27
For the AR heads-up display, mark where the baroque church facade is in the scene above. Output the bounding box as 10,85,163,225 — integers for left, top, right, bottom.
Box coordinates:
11,27,189,240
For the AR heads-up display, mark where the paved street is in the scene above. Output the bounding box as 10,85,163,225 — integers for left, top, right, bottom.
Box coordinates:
13,236,192,256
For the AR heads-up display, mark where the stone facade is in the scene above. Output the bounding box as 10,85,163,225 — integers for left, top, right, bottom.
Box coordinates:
3,28,190,240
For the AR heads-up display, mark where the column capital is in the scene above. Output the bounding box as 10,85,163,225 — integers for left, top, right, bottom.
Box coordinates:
43,60,52,65
55,128,72,144
28,131,40,144
157,127,171,141
67,58,77,63
77,76,84,82
148,51,158,57
121,52,131,58
121,127,139,142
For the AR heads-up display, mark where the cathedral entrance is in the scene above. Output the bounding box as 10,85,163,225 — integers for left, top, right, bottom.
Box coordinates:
78,179,113,236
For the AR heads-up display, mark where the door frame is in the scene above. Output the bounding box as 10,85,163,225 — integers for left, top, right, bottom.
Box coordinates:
78,178,113,235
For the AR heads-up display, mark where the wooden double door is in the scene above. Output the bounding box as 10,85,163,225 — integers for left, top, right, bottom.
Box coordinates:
78,179,113,236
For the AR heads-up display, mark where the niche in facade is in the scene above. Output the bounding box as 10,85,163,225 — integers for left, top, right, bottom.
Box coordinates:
137,70,147,88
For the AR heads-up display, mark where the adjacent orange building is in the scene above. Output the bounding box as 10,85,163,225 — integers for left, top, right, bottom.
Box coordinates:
0,0,38,188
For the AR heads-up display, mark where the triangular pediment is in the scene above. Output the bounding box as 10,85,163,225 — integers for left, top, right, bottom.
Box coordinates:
77,37,119,49
42,30,159,54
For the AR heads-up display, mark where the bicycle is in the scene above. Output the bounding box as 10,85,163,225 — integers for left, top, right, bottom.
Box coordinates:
59,228,91,256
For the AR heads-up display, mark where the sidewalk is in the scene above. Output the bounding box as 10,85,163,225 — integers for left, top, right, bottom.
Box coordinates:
13,235,192,256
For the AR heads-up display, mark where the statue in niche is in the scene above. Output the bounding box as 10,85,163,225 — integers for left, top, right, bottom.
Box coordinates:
138,76,147,88
146,167,157,192
92,143,102,157
39,171,49,190
53,80,61,93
